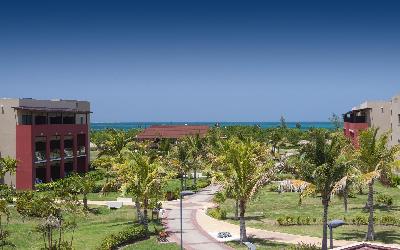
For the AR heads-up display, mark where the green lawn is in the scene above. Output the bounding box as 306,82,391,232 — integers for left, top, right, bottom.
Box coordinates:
4,205,168,249
122,236,180,250
218,182,400,244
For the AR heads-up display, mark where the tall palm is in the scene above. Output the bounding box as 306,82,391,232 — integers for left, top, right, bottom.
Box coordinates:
296,130,351,250
217,137,275,242
355,128,399,241
186,134,206,187
117,149,165,232
172,141,191,190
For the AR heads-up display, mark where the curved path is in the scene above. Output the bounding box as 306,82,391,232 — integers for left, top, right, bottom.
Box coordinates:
86,186,400,250
162,185,400,250
162,185,233,250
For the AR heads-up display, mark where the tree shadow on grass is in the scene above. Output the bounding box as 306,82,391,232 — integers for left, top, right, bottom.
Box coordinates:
340,230,400,244
232,237,292,249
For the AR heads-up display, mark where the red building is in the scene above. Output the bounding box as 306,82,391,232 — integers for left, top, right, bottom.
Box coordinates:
0,98,90,189
343,99,392,147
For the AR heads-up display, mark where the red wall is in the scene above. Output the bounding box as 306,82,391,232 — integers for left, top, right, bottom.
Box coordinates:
343,122,369,147
16,126,34,189
16,124,89,189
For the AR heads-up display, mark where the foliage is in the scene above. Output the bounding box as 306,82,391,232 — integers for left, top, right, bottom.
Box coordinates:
294,129,352,249
97,224,147,250
355,127,400,241
214,137,276,241
277,216,316,226
376,193,393,207
213,191,227,204
116,148,167,231
289,242,320,250
207,207,227,220
329,113,343,131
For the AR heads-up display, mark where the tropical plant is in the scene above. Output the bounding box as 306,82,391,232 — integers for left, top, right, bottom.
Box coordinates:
186,133,206,187
355,128,400,241
215,137,275,242
295,130,351,250
116,149,166,232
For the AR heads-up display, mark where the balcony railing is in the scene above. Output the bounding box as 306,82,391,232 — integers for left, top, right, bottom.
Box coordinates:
50,149,61,160
77,146,86,156
64,148,74,158
343,116,367,123
34,151,47,163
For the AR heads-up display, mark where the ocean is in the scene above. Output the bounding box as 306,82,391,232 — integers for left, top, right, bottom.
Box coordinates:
91,122,335,130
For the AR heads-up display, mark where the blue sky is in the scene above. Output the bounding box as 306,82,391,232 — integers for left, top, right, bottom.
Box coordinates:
1,1,399,122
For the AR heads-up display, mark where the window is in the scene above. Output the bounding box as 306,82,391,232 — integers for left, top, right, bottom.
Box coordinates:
398,114,400,124
80,117,84,124
22,115,32,125
381,107,384,113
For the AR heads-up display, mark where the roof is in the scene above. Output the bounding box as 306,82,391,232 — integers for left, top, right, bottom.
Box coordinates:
136,125,209,140
335,243,400,250
12,106,91,113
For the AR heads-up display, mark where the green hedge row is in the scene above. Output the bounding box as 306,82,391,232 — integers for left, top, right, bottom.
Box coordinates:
98,225,147,250
276,214,400,226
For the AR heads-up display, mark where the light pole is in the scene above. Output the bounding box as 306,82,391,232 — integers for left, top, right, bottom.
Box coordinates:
180,190,194,250
327,219,345,249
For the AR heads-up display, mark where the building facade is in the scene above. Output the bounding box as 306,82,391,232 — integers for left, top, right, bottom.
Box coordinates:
0,98,90,189
343,94,400,147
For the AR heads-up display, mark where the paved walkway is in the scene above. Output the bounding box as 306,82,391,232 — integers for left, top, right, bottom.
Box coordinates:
162,185,233,250
86,186,400,249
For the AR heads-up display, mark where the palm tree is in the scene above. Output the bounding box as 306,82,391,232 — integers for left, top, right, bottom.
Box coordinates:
0,156,18,187
355,128,399,241
172,141,192,190
186,133,206,187
296,130,351,250
117,149,165,232
217,137,275,242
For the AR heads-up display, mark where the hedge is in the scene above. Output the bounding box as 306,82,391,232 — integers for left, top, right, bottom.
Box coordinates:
98,224,147,250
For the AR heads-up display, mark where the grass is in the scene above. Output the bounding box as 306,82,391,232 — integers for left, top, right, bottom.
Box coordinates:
122,236,180,250
218,182,400,244
4,205,172,250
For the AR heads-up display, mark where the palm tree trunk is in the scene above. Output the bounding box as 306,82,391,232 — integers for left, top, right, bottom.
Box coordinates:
239,199,247,242
135,198,144,224
322,198,329,250
343,188,348,213
143,198,149,233
366,180,375,241
83,193,88,210
235,199,239,220
193,166,197,187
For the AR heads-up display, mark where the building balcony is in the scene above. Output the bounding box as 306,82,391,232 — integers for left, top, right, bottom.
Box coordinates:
64,148,74,158
34,151,47,163
50,150,61,161
343,115,367,123
77,146,86,156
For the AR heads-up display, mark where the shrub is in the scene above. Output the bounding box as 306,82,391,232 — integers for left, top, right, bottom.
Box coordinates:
213,191,226,204
268,184,279,192
379,215,399,226
277,216,313,226
350,216,368,226
290,242,320,250
390,175,400,187
98,225,147,250
376,193,393,206
208,207,227,220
